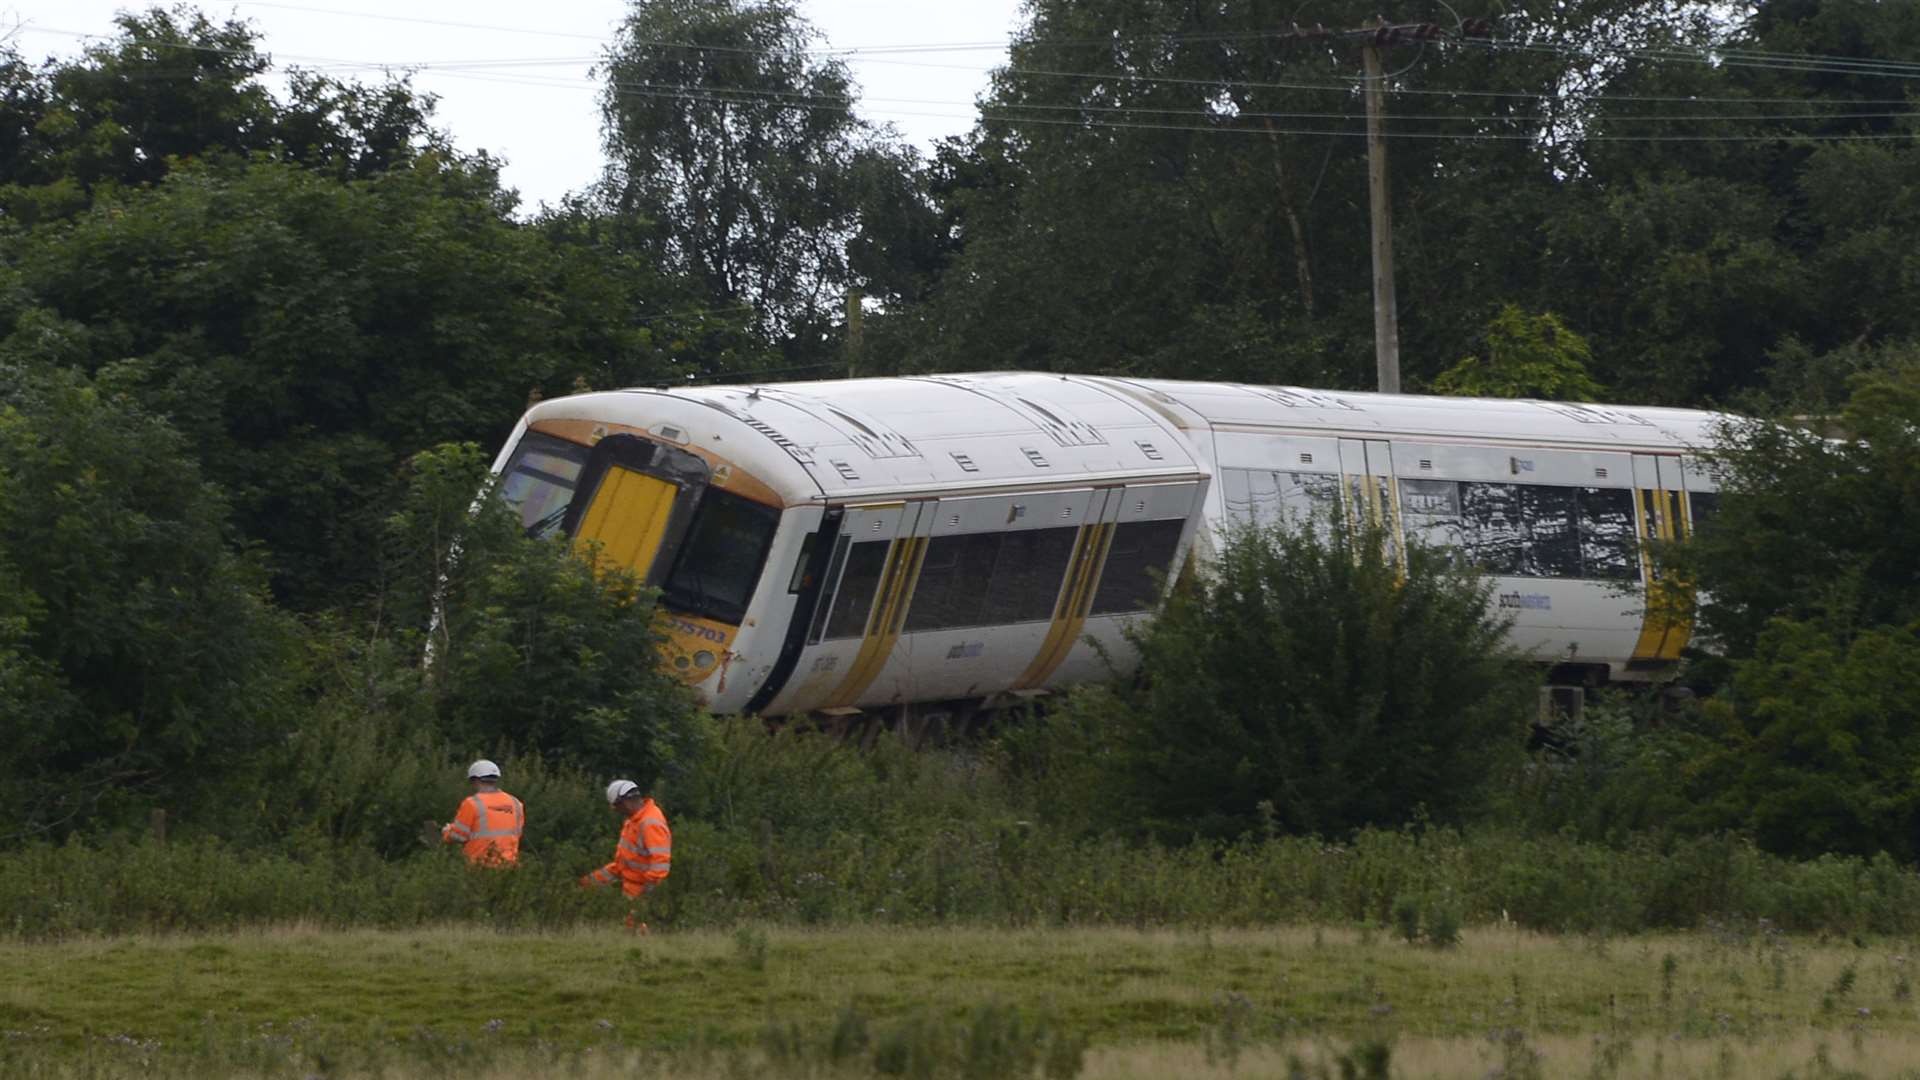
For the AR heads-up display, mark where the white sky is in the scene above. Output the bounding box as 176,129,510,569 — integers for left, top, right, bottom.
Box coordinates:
2,0,1025,212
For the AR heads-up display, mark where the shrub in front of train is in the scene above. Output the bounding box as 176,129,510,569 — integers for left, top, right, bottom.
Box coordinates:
1011,511,1536,844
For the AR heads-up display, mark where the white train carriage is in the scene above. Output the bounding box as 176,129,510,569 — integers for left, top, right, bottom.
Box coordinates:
1091,378,1722,680
489,373,1207,717
487,373,1723,718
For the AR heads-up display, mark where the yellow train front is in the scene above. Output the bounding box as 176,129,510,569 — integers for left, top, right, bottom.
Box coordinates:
487,373,1207,719
490,372,1721,719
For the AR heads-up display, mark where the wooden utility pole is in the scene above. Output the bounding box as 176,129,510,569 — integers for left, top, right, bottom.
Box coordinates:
844,285,864,378
1362,44,1401,394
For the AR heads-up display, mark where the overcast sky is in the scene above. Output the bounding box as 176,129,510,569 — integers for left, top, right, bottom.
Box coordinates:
2,0,1025,211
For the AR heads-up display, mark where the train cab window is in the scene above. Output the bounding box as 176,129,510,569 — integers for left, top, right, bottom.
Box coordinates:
1089,519,1185,616
658,490,779,626
820,540,891,640
499,432,590,536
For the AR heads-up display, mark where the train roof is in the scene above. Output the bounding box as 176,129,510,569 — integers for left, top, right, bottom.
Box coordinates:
526,371,1206,502
523,374,1736,505
1091,377,1732,453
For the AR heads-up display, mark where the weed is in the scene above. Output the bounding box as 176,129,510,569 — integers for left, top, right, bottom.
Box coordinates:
1206,991,1255,1070
1426,894,1463,949
1391,895,1421,945
733,925,769,972
1831,962,1857,1000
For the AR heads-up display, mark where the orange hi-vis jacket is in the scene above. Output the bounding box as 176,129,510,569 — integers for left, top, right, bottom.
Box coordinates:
589,799,670,897
442,789,524,865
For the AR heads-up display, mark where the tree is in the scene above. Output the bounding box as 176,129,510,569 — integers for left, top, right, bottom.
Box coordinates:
597,0,876,337
0,155,702,609
1430,305,1604,400
1097,516,1533,841
1682,358,1920,661
1654,361,1920,859
0,366,298,839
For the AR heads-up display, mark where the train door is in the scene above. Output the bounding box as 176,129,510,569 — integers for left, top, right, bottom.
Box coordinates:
1630,454,1692,663
565,434,703,583
785,501,930,712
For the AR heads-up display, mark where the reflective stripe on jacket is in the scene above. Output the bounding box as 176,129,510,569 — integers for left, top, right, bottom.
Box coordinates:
589,798,671,898
442,790,524,865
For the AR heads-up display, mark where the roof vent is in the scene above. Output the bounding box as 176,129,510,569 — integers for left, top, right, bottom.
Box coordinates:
1299,452,1314,465
737,415,814,463
1021,448,1051,469
950,451,979,473
831,459,860,481
1135,440,1163,461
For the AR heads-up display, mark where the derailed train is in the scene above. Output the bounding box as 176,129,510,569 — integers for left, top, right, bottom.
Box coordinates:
490,373,1721,718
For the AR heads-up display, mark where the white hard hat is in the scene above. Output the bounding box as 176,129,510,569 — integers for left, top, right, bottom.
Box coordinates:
606,779,639,805
467,759,501,781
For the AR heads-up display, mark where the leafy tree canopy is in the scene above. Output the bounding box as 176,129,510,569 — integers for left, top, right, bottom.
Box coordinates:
1430,305,1604,401
0,366,299,838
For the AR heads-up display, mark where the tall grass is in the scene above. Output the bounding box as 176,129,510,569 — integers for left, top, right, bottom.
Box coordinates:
5,815,1917,939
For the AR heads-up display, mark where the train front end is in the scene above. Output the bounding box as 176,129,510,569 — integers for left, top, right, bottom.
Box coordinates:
488,391,821,712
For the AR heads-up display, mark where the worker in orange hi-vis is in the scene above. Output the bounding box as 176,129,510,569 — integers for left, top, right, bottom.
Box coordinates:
439,760,525,866
580,779,671,932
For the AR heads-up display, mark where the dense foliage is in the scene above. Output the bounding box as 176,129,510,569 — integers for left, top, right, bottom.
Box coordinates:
3,0,1920,928
1035,518,1533,842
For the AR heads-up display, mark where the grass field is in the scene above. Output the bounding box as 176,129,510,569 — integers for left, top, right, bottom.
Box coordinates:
3,924,1918,1078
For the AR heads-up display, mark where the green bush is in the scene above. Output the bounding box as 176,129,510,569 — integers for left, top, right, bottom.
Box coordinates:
1091,514,1535,841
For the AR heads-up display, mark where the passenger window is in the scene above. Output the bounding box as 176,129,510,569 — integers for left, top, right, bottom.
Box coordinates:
1089,519,1185,616
820,540,891,640
1400,478,1467,550
980,527,1079,624
1521,485,1580,579
806,536,851,643
905,533,1000,632
1577,487,1639,580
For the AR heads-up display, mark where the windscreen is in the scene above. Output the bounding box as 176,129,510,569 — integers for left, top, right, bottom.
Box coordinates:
499,432,590,537
659,490,780,625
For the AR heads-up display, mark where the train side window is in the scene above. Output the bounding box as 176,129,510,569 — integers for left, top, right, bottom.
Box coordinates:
1459,482,1528,575
1520,485,1580,578
1399,478,1467,551
820,540,890,640
904,533,1000,632
1577,487,1639,579
1222,468,1282,525
1089,519,1185,616
805,536,851,643
979,526,1079,624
